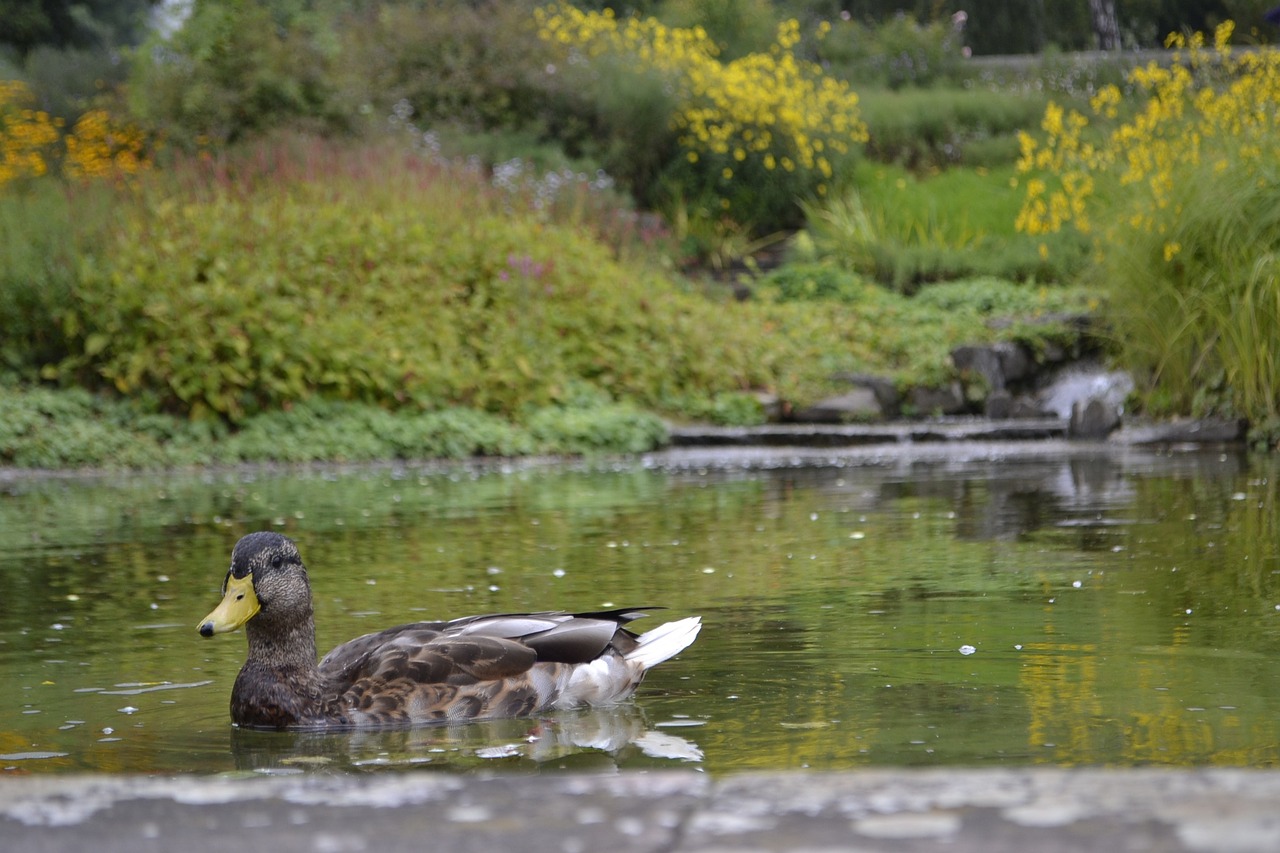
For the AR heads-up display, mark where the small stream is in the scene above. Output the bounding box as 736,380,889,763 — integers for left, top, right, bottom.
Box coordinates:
2,445,1279,775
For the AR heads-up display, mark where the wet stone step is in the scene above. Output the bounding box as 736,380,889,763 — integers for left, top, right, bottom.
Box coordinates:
2,768,1277,852
669,420,1070,447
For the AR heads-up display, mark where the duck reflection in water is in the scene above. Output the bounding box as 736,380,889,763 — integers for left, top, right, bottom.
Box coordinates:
228,705,704,772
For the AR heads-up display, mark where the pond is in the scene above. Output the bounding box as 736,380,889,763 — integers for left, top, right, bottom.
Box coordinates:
3,443,1280,776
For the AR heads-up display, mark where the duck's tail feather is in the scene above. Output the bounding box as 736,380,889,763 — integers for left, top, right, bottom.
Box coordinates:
625,616,702,670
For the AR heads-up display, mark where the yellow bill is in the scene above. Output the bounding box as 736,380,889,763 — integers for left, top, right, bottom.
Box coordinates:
197,574,260,637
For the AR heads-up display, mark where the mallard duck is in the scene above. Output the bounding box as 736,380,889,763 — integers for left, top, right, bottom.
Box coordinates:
197,531,701,729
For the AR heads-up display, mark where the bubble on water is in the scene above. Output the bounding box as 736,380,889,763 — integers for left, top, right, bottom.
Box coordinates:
1072,580,1083,588
1014,644,1023,650
959,645,976,656
849,532,866,540
118,706,139,714
552,568,565,578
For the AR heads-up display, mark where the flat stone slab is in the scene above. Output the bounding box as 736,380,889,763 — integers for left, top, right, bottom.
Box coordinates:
669,418,1247,450
4,768,1278,852
670,420,1069,447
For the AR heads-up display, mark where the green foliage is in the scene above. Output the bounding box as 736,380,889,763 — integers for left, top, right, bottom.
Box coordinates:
342,0,561,136
818,13,963,88
1,0,154,56
527,403,669,454
51,138,782,423
857,87,1048,169
128,0,348,146
0,179,115,377
0,384,675,468
0,385,209,468
755,263,1095,387
217,400,535,463
657,0,779,60
1016,24,1280,427
1100,154,1280,423
796,163,1088,289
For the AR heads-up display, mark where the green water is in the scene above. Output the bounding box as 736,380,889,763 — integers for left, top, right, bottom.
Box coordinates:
3,447,1280,776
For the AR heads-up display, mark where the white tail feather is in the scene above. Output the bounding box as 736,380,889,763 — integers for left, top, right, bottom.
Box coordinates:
626,616,702,670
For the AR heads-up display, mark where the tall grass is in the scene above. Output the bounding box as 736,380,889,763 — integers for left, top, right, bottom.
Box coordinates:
795,162,1088,288
1102,156,1280,423
0,180,117,376
1016,23,1280,430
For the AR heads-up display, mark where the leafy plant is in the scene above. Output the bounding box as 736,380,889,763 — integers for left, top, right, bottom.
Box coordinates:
1016,21,1280,424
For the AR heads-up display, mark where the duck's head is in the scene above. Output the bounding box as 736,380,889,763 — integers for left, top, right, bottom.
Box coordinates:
197,532,311,638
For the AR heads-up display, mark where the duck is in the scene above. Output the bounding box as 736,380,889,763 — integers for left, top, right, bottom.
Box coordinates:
197,531,701,729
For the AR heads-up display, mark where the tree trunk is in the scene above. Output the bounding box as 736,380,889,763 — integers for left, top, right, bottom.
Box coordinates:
1088,0,1121,50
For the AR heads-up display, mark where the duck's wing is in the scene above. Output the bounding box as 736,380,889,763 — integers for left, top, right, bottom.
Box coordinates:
336,631,546,723
441,608,658,662
320,607,658,677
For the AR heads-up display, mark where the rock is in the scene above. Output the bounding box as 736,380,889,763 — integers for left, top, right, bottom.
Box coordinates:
830,373,902,417
1115,418,1248,445
1069,397,1121,439
952,342,1034,391
793,388,883,423
985,390,1013,419
908,383,967,416
752,392,784,422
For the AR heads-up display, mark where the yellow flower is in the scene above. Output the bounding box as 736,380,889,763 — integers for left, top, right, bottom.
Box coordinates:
1162,241,1181,262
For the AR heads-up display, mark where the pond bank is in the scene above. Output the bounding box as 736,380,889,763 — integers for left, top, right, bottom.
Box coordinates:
4,768,1276,852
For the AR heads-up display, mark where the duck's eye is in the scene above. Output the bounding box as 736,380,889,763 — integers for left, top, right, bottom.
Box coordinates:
270,555,283,569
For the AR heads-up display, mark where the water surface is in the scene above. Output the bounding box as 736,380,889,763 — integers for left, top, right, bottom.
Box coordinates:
3,445,1279,775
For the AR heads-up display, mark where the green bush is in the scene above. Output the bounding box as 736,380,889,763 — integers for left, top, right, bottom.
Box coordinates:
857,87,1048,169
342,0,562,136
128,0,348,146
217,400,534,463
52,138,780,422
0,179,116,377
0,386,208,468
527,403,668,454
795,163,1088,289
818,14,964,89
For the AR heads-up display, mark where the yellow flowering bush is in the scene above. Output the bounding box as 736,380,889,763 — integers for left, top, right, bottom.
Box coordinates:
0,81,63,184
1015,23,1280,429
535,4,866,232
1,81,153,187
63,109,152,180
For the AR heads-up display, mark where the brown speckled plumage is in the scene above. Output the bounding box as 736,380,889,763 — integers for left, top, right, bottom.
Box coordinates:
200,532,700,730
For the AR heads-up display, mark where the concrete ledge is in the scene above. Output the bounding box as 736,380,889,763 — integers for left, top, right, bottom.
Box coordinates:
4,768,1278,852
668,417,1247,449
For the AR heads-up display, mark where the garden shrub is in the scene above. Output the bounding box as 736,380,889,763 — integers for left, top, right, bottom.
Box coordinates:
53,138,780,423
128,0,347,147
1016,22,1280,425
535,5,868,235
818,13,964,89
